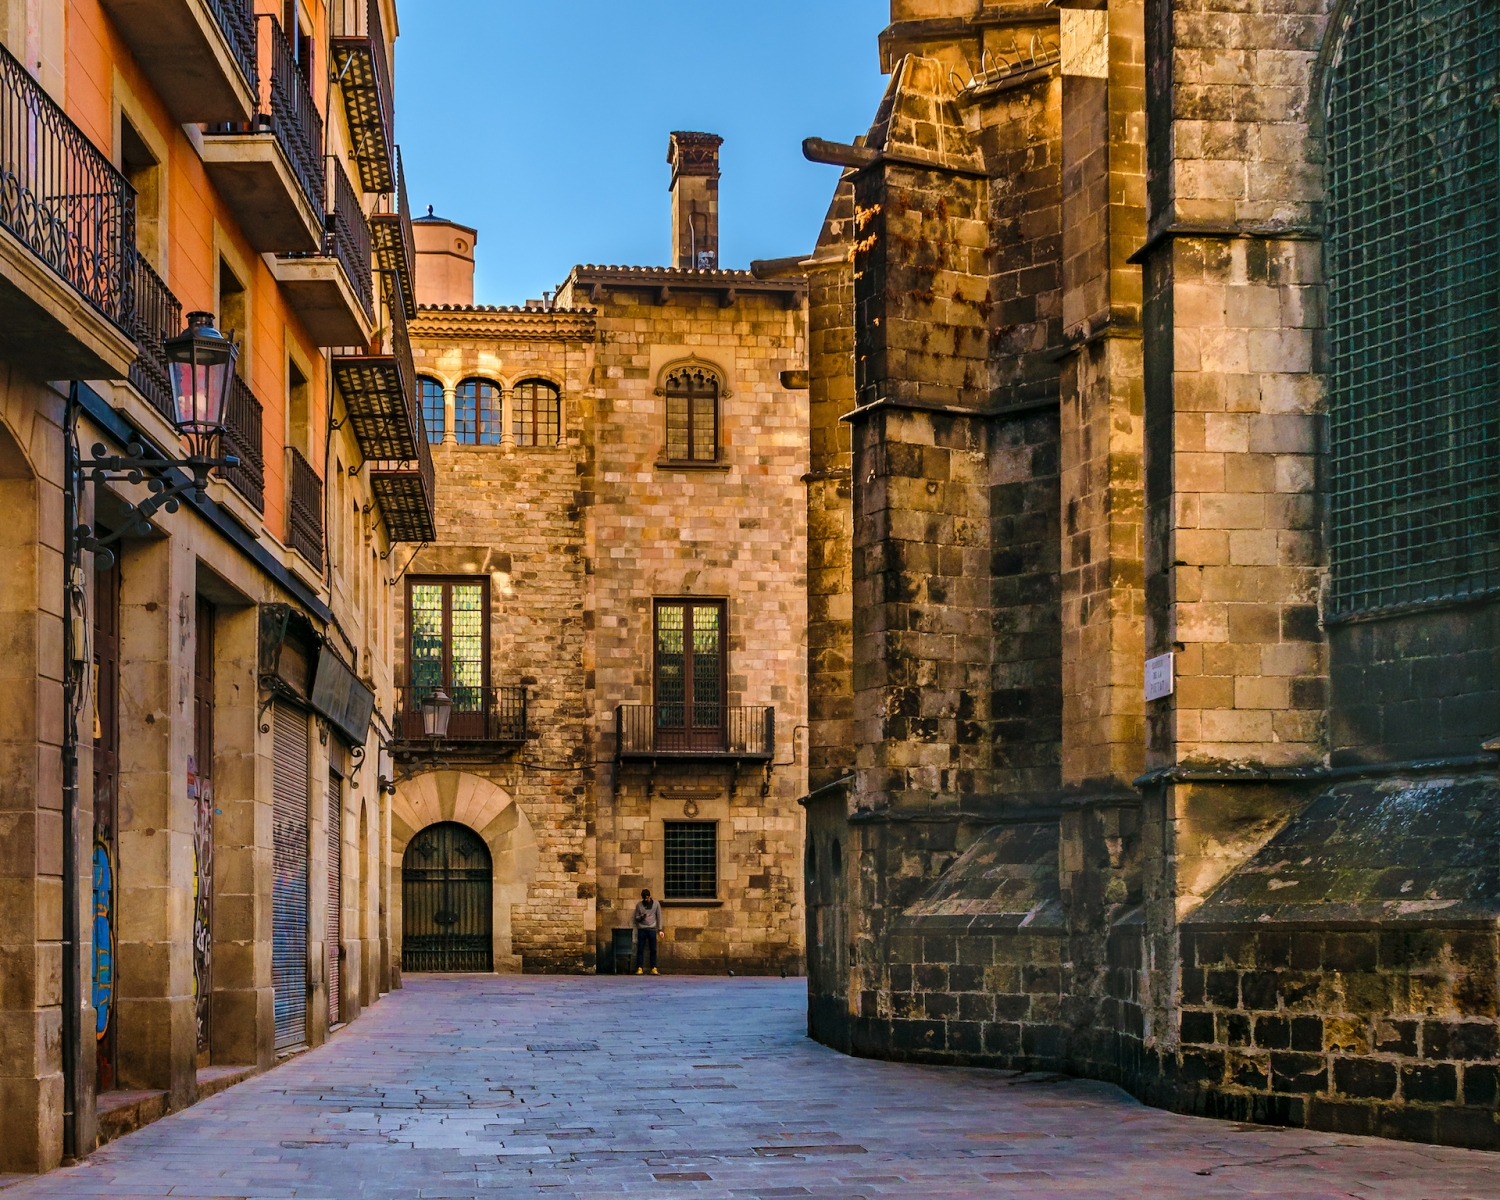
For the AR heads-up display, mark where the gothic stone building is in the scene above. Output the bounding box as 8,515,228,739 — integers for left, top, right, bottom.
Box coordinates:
393,133,809,975
797,0,1500,1151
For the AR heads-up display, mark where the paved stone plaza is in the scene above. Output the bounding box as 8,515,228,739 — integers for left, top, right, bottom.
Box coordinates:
6,976,1500,1199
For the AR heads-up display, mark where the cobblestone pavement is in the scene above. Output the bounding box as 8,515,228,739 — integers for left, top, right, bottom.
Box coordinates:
8,976,1500,1199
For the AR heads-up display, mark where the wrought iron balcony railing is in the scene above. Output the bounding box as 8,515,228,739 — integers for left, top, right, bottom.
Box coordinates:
394,685,527,745
218,373,265,512
371,145,415,318
129,256,181,423
330,0,395,192
301,155,373,318
0,39,135,332
286,446,323,570
615,705,775,760
205,0,259,95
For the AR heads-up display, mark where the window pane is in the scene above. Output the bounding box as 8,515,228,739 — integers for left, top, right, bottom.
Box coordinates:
476,381,502,446
690,393,715,461
514,381,558,447
419,378,443,444
691,604,721,717
410,585,444,695
454,381,478,445
666,394,689,461
655,604,685,726
663,822,716,899
450,584,484,710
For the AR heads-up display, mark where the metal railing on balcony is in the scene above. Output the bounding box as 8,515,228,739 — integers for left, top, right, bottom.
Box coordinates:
393,685,527,745
371,145,415,317
325,158,372,317
219,373,265,512
286,446,323,570
615,705,775,759
205,0,258,94
129,256,181,423
0,39,135,331
330,0,395,192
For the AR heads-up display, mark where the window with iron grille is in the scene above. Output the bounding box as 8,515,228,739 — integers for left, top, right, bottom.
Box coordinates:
419,376,444,444
1325,0,1500,617
514,379,560,446
663,822,717,899
664,367,719,462
407,578,488,713
455,378,502,446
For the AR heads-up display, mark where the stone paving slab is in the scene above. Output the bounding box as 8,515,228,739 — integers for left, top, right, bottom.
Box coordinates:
7,976,1500,1198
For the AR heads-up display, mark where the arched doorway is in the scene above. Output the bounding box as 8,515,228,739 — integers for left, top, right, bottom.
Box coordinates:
401,822,493,972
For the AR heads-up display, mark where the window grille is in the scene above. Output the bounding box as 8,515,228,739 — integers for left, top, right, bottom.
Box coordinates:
664,367,718,462
514,380,560,446
455,378,502,446
1325,0,1500,617
664,821,717,899
419,377,444,444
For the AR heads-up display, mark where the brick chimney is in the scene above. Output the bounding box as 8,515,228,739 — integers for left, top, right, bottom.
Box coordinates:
668,131,722,270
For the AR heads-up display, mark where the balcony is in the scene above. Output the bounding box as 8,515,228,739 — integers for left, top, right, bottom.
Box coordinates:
272,159,374,346
0,41,138,380
218,374,265,512
616,706,775,759
336,278,435,542
391,685,527,756
370,146,415,319
286,446,323,571
201,16,324,253
98,0,256,124
330,0,395,193
128,257,182,423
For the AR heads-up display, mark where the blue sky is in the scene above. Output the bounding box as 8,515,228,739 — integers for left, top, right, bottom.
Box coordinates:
394,2,890,306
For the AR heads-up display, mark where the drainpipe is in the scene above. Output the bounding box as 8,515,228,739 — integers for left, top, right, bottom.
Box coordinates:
60,385,82,1162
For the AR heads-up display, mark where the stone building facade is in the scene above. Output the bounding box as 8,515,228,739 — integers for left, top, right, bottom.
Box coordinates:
395,133,809,976
800,0,1500,1151
0,0,425,1174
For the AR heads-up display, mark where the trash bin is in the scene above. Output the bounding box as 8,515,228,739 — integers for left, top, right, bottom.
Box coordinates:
611,927,634,975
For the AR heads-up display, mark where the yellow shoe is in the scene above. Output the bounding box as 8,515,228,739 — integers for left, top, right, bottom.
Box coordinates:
651,968,659,975
635,967,642,975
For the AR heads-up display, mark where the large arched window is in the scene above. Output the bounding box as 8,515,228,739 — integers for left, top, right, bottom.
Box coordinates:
664,366,719,463
418,377,444,444
513,379,560,447
1326,0,1500,616
455,378,502,446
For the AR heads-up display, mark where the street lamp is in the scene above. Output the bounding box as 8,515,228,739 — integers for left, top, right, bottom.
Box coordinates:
421,688,453,740
58,313,241,1158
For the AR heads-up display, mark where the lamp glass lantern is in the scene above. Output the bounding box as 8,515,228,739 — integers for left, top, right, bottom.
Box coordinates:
163,310,238,460
421,688,453,740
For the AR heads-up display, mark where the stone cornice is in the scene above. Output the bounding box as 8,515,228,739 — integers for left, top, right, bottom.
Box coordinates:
412,304,597,341
560,264,807,308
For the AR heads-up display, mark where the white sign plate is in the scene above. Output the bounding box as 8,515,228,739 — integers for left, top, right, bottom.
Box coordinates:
1145,653,1175,702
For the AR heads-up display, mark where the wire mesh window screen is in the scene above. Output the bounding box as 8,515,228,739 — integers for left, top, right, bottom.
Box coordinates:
664,368,719,462
663,821,717,899
419,377,444,444
514,380,560,446
407,579,488,711
409,584,443,693
1326,0,1500,616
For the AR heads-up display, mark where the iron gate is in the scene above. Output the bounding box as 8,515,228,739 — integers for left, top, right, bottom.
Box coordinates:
401,822,492,972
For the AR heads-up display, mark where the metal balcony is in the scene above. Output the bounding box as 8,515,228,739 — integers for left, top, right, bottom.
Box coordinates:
615,705,775,760
97,0,257,124
128,257,181,423
201,16,324,253
218,374,265,512
330,0,395,193
371,146,416,319
273,159,375,346
286,446,323,570
391,685,528,751
0,41,137,379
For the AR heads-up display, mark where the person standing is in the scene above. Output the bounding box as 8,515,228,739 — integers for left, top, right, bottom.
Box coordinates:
633,888,663,975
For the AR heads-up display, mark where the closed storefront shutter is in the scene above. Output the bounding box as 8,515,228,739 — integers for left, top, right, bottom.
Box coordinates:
272,703,310,1050
327,768,342,1027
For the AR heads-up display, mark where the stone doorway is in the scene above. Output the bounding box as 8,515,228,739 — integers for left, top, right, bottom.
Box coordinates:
401,822,493,972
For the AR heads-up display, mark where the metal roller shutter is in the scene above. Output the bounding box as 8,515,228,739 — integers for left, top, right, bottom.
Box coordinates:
327,769,342,1027
272,703,309,1051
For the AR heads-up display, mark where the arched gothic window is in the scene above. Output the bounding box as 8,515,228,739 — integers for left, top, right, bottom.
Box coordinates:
664,366,719,463
514,379,560,446
1325,0,1500,616
418,377,444,445
455,378,502,446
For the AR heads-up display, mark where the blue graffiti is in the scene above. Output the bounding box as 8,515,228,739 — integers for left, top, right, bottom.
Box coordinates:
92,843,113,1038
